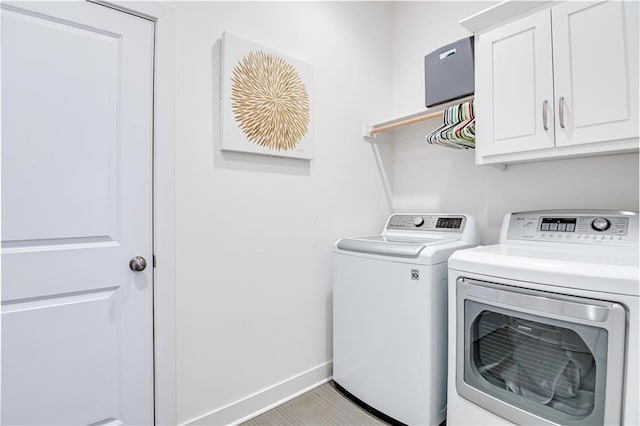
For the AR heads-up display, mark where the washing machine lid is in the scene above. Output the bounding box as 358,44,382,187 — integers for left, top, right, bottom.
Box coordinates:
448,244,639,296
336,235,449,258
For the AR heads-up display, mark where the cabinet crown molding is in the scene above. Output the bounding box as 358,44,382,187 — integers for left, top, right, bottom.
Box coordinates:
460,1,554,34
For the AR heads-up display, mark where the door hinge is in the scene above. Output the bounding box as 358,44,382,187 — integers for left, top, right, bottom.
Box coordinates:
153,254,157,268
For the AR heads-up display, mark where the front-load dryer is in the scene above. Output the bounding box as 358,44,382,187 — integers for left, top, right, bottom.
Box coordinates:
333,213,480,425
447,210,639,426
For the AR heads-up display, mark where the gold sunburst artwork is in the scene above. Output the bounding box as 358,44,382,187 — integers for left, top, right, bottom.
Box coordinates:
221,32,314,160
231,50,310,152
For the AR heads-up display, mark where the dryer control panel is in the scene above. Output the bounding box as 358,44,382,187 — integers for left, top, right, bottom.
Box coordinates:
505,210,638,245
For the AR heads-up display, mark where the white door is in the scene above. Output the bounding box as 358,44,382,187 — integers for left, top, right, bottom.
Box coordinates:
552,1,639,147
476,9,555,157
1,2,154,425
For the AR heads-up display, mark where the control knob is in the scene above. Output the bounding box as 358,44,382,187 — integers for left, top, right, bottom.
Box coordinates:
413,216,425,227
591,217,611,232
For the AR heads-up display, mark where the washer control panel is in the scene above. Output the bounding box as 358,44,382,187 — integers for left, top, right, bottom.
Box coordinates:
386,214,466,232
506,210,638,245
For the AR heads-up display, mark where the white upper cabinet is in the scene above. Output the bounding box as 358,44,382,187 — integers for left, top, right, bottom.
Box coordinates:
473,1,639,165
552,1,639,148
476,10,555,157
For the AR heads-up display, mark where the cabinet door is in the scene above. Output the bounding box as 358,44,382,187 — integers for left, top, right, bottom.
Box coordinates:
552,1,639,147
476,9,555,158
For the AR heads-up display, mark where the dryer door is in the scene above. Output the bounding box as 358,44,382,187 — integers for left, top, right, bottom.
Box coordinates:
455,278,626,426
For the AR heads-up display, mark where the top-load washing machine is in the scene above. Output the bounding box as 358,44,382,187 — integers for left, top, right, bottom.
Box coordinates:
447,210,639,426
333,213,479,425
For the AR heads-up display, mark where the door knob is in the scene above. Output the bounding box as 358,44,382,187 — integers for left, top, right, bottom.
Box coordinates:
129,256,147,271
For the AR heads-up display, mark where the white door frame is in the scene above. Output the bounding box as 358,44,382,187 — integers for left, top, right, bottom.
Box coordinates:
90,2,177,425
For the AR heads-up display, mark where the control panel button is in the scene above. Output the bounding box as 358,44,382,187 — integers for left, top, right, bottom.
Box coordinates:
541,223,550,231
558,223,567,231
591,217,611,232
549,223,558,231
566,223,576,232
413,217,424,227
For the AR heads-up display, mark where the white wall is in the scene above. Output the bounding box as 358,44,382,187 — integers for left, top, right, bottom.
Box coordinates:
173,2,393,424
171,2,638,423
390,1,640,244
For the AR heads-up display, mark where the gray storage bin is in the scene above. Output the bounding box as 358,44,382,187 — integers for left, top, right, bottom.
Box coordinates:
424,37,475,107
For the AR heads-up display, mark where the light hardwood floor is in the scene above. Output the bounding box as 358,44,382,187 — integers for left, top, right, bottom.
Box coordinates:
241,382,391,426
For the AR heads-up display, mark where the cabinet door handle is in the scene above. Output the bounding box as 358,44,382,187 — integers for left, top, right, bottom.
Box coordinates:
559,96,566,129
543,100,549,131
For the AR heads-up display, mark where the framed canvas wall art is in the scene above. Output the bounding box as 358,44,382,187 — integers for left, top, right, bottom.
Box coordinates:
220,32,314,160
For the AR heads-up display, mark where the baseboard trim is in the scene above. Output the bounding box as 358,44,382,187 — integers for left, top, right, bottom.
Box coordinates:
183,361,333,426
